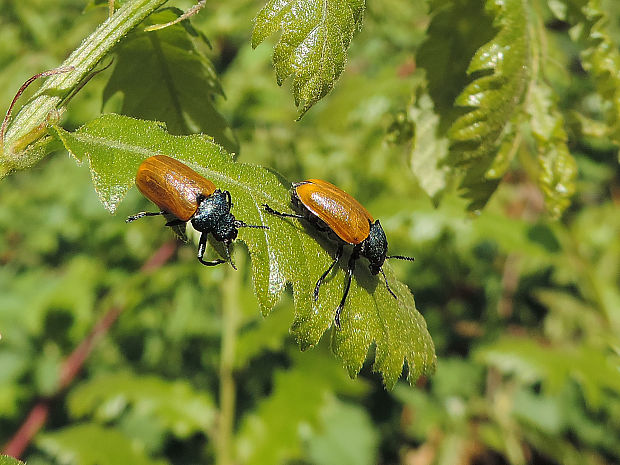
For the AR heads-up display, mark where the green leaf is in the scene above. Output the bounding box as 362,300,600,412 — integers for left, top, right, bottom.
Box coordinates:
305,398,379,465
527,82,577,218
51,114,436,387
476,337,620,408
407,90,450,203
252,0,365,118
103,9,237,153
67,372,216,438
553,0,620,146
36,423,168,465
235,305,293,369
448,0,531,210
0,456,25,465
417,0,496,120
235,350,367,464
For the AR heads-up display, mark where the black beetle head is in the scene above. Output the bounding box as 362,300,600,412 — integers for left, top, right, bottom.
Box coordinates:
361,220,388,275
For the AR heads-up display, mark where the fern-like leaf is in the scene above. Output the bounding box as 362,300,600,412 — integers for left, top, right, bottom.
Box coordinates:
527,82,577,218
449,0,531,210
252,0,365,118
551,0,620,147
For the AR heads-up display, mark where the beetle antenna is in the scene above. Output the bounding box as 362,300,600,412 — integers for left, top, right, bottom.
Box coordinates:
235,220,269,230
380,268,397,299
387,255,415,262
226,242,237,270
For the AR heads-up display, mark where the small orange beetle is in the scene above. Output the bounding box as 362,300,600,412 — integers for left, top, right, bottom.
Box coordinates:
264,179,414,327
127,155,267,268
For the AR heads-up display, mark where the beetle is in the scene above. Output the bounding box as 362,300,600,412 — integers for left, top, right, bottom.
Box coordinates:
127,155,267,269
263,178,414,327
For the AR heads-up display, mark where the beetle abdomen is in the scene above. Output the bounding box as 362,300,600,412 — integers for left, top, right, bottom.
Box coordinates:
135,155,216,222
294,179,374,245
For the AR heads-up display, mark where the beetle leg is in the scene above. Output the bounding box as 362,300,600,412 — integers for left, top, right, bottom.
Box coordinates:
165,219,185,227
335,250,357,329
235,220,269,230
262,204,304,219
387,254,415,262
380,268,397,298
225,242,238,270
126,211,165,223
224,190,233,208
197,233,226,267
314,244,343,301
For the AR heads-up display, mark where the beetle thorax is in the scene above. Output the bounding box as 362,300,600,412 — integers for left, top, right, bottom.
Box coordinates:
191,190,238,242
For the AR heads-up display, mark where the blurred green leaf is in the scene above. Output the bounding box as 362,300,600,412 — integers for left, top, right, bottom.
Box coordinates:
476,337,620,408
235,350,366,464
68,372,216,438
234,304,293,369
305,398,379,465
252,0,365,118
51,113,436,387
36,423,168,465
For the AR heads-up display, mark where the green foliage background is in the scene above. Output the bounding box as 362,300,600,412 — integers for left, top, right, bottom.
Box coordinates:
1,0,619,464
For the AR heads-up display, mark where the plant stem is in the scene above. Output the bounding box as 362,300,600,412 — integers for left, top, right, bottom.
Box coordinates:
1,0,168,174
217,253,243,465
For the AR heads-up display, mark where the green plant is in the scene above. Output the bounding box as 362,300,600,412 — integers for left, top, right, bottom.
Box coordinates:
1,0,618,464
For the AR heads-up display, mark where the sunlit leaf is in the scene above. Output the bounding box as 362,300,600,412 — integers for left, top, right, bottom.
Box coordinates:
252,0,365,118
51,114,436,387
448,0,531,210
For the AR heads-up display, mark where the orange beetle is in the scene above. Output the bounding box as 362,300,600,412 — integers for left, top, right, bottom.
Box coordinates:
127,155,267,269
264,179,414,327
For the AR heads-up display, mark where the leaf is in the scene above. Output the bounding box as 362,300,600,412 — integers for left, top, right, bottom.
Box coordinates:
407,90,450,203
0,457,25,465
235,350,367,464
51,114,436,387
305,398,379,465
448,0,531,210
417,0,496,120
527,82,577,218
103,9,237,153
235,305,293,369
36,423,168,465
252,0,365,118
476,337,620,408
67,372,216,439
552,0,620,146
